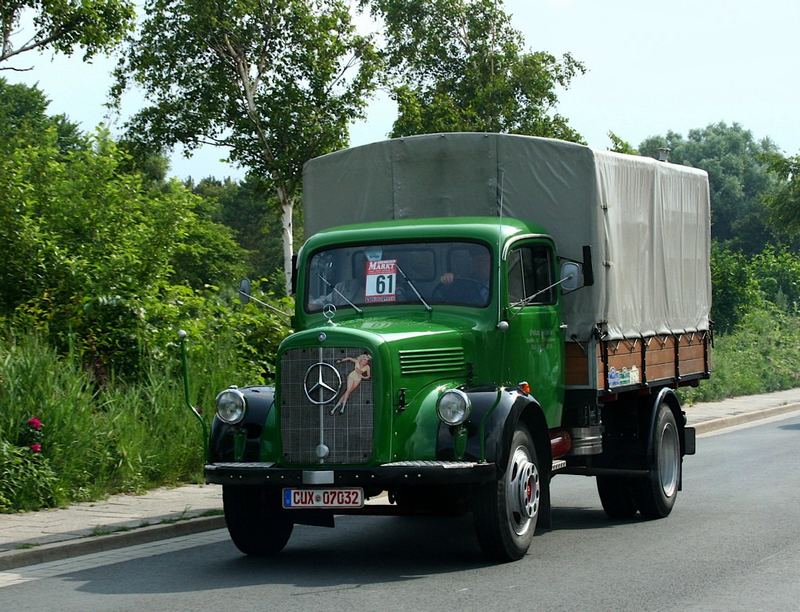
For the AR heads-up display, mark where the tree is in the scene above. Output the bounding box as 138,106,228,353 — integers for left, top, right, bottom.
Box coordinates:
0,76,82,153
363,0,585,140
112,0,380,295
192,175,300,293
763,151,800,238
607,131,637,155
0,81,250,375
639,123,780,254
0,0,134,70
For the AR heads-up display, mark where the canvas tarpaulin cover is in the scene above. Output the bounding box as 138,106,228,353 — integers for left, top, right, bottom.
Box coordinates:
303,133,711,341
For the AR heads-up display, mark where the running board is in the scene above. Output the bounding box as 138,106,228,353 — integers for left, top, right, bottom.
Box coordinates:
559,466,650,478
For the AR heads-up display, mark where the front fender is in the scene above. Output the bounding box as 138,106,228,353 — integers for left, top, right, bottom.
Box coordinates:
209,386,275,462
435,387,550,476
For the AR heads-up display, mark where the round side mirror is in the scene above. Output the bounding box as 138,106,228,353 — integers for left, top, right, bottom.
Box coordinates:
560,262,583,292
238,278,252,304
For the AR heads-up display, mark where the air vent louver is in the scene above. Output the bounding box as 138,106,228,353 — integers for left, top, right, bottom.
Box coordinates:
399,348,466,375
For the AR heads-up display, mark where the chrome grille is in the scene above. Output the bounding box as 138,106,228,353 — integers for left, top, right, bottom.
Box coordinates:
280,347,373,464
398,347,465,375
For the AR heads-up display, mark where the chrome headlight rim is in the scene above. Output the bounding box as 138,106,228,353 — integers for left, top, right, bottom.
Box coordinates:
436,388,472,426
215,388,247,424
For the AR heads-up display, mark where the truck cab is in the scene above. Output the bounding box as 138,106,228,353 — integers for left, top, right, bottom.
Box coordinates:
206,217,578,560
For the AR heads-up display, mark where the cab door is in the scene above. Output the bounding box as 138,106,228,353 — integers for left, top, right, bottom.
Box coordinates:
503,240,564,427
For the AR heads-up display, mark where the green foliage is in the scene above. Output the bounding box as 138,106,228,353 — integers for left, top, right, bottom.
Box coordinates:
749,247,800,311
190,175,304,293
0,82,254,377
113,0,381,294
365,0,585,140
639,123,780,254
607,131,637,155
762,151,800,240
0,319,291,512
0,77,83,154
711,242,800,333
696,242,800,405
0,0,135,69
0,442,59,512
681,307,800,404
710,243,763,334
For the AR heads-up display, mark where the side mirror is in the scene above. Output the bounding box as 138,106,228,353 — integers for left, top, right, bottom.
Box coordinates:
238,278,252,304
560,262,583,292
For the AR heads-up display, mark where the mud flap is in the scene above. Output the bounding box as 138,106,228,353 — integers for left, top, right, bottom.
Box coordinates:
536,472,553,531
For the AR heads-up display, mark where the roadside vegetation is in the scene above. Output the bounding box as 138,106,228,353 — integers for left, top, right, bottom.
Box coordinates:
1,1,799,512
682,247,800,403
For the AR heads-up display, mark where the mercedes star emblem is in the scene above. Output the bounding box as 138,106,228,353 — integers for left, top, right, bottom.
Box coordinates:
322,303,337,324
303,362,341,405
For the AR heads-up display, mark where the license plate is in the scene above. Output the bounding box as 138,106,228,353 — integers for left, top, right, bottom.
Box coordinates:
282,488,364,509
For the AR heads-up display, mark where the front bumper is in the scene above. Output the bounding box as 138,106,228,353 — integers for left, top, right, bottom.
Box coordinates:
205,460,497,487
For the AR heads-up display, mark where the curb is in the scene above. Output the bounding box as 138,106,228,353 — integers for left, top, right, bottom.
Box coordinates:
693,402,800,435
0,515,225,572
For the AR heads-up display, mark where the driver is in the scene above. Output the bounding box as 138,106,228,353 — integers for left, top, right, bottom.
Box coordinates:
437,248,491,305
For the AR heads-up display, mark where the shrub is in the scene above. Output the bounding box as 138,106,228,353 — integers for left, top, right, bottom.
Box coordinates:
0,441,59,512
681,306,800,404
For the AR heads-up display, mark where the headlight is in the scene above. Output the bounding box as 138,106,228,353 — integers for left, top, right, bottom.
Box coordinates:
436,389,471,426
216,387,246,424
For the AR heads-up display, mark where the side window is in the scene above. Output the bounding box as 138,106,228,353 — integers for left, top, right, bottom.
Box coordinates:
507,244,555,306
508,249,525,303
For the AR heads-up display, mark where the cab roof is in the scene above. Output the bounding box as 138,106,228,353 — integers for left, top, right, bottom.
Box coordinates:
301,216,552,255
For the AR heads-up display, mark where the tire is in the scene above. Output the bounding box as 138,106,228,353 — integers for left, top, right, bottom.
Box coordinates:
596,476,638,519
634,403,681,519
474,424,541,561
223,485,293,556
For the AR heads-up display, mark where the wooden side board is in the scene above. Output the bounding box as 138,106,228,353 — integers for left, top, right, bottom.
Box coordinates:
565,332,710,392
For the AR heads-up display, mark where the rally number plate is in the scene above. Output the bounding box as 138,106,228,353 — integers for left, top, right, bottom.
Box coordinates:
282,488,364,509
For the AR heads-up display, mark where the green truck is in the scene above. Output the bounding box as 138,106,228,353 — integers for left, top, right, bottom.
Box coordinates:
203,133,711,561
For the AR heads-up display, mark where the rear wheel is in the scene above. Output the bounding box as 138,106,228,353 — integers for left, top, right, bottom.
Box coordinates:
474,424,540,561
223,485,293,556
596,476,638,519
634,404,681,518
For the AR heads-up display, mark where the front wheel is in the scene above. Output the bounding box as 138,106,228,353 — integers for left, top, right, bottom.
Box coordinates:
634,404,681,518
473,424,541,561
223,485,293,556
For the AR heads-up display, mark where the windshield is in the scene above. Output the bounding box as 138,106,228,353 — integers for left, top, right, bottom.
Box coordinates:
305,241,492,312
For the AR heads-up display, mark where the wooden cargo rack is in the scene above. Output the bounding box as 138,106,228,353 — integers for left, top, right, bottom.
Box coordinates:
565,332,711,394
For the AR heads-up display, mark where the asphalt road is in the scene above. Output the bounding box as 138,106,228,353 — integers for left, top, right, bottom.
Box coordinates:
2,414,800,611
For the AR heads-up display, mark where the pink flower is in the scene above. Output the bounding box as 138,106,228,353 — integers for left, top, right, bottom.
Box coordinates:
27,417,42,431
30,443,42,453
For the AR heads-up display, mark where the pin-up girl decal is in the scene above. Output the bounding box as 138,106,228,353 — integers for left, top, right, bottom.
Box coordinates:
331,354,371,415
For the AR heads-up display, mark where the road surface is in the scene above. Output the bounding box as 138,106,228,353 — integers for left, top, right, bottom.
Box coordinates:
2,413,799,611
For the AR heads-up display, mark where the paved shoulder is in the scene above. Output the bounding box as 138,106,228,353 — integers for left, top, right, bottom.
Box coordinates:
686,388,800,433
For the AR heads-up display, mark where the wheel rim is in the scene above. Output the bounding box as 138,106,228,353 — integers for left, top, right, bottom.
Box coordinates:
505,445,539,536
659,421,680,498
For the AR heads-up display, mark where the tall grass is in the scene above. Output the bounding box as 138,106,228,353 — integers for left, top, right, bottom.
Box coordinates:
680,307,800,404
4,306,800,510
0,329,252,510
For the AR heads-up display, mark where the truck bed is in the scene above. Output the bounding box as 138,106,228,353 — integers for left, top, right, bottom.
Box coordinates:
565,333,710,394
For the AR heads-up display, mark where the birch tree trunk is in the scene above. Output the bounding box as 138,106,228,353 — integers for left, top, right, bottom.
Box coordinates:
277,187,294,296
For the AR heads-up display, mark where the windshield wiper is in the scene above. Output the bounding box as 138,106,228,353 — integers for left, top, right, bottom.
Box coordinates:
317,274,363,314
396,264,432,312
